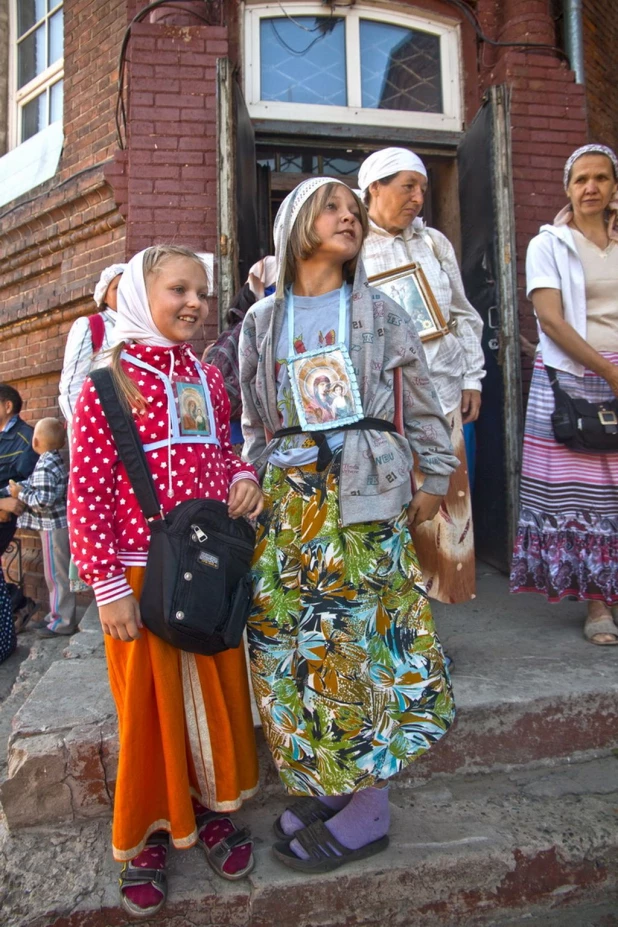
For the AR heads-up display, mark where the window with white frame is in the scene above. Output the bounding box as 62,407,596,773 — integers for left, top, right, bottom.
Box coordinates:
13,0,64,145
244,3,462,131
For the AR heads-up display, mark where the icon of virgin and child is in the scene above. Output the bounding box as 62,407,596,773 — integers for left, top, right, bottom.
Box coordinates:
294,353,357,426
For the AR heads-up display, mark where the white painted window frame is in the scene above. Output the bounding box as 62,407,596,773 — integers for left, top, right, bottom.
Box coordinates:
8,0,64,149
243,2,462,131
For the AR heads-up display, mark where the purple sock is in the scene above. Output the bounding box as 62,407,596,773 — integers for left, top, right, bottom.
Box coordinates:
289,786,390,860
279,794,351,837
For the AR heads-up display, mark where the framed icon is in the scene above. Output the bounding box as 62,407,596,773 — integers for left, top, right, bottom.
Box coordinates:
288,345,363,432
368,262,449,342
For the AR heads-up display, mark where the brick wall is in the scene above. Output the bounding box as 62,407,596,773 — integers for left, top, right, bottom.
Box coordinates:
476,0,588,389
0,0,128,603
583,0,618,152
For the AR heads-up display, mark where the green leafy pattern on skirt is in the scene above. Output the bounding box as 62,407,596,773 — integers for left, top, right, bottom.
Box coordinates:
248,456,455,796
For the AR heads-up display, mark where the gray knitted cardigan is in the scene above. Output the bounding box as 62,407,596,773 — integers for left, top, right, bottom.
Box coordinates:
239,262,459,527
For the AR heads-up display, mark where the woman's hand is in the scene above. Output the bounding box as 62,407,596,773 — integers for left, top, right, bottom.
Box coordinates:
407,490,442,528
602,362,618,398
99,594,143,642
8,480,22,499
228,478,264,519
461,389,481,424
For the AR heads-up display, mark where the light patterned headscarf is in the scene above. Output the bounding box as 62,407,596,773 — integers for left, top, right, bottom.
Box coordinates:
554,143,618,240
93,263,127,307
273,176,364,297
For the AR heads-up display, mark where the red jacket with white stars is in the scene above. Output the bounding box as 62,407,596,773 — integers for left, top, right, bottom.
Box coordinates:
67,342,258,607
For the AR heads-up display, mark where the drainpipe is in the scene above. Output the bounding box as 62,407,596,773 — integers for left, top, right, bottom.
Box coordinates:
563,0,585,84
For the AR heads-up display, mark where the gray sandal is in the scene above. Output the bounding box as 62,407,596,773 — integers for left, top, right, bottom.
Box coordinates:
273,797,335,839
118,831,169,919
272,819,389,873
196,811,254,881
584,616,618,645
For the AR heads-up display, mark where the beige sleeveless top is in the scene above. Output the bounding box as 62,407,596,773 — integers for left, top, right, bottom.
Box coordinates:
572,228,618,352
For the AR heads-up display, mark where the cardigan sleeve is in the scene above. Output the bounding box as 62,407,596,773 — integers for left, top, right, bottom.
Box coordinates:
239,309,268,468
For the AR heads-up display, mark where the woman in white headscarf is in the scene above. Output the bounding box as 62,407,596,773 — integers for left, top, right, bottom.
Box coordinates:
240,177,458,873
59,262,127,425
511,144,618,645
360,148,485,605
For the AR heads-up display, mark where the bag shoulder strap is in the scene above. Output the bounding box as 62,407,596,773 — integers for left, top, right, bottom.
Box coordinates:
88,313,106,353
543,364,562,396
89,367,161,520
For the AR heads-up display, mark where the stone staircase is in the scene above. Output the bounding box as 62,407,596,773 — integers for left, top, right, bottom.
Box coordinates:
1,566,617,926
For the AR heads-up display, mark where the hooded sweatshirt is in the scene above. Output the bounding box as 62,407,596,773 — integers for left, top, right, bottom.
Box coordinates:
239,260,459,527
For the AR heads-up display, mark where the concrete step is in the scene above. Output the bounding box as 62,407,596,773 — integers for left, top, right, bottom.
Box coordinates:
2,755,617,927
2,567,617,830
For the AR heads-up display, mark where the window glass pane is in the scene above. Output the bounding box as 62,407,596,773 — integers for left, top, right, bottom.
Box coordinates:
48,0,63,10
322,156,361,177
17,0,46,38
50,79,63,123
279,153,318,173
360,21,442,113
48,8,64,65
260,16,346,106
18,24,45,88
21,90,47,141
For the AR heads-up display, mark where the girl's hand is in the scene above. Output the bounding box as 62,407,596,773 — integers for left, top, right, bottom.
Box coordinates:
407,490,442,528
99,594,143,642
228,478,264,519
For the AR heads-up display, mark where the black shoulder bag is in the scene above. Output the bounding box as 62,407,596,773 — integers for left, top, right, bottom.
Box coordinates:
90,368,256,655
545,365,618,453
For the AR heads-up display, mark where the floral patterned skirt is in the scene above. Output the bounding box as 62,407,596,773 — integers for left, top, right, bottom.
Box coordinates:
248,455,455,796
510,354,618,603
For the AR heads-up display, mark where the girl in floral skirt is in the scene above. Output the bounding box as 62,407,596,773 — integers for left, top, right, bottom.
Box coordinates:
239,177,458,872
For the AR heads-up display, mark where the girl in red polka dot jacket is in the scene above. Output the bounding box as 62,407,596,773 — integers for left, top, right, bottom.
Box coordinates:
67,245,263,919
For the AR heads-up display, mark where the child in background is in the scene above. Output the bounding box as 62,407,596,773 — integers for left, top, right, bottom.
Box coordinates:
68,245,262,918
6,418,77,638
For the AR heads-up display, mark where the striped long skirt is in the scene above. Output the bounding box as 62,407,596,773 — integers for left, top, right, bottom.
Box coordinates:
510,353,618,603
248,456,455,797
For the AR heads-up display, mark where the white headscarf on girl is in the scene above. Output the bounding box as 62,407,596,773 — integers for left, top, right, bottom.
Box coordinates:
273,176,363,298
112,249,179,348
554,143,618,241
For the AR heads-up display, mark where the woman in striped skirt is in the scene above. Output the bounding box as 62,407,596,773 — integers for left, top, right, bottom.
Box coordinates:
510,144,618,645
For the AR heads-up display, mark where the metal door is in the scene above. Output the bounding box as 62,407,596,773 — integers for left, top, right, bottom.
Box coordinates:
457,85,523,571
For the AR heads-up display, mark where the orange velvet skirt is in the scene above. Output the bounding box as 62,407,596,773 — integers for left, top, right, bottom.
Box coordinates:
105,567,259,862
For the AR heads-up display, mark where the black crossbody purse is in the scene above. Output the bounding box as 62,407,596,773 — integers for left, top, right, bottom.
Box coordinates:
90,368,256,655
545,365,618,452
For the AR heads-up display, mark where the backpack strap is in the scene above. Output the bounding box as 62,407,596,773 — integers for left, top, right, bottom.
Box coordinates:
89,368,162,521
88,313,106,354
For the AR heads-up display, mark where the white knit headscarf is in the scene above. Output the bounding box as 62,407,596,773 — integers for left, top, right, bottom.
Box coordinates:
273,176,363,298
93,263,127,308
111,249,179,348
358,147,427,196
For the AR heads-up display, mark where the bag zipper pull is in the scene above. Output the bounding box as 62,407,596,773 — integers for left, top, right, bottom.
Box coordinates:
191,524,208,543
